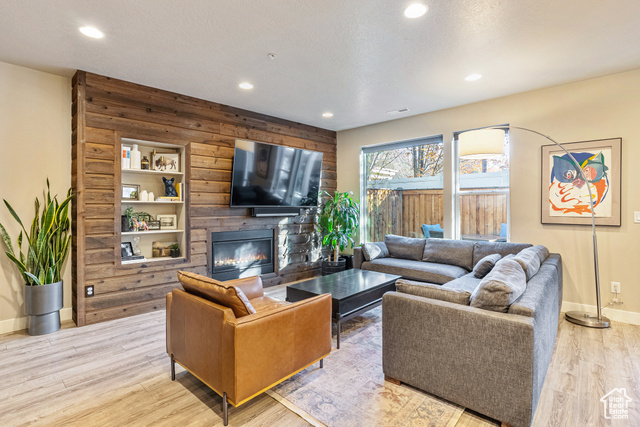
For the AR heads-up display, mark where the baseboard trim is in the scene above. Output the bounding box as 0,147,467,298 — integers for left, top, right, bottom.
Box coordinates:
0,307,73,335
562,301,640,326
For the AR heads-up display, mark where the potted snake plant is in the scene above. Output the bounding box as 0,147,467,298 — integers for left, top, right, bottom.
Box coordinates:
319,190,360,275
0,180,73,335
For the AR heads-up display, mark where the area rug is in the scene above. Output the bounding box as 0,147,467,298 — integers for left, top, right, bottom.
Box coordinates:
269,307,464,427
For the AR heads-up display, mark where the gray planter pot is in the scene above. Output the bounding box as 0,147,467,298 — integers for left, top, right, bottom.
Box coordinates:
24,280,63,336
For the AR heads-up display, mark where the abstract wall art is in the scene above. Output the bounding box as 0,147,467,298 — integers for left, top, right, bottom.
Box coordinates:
541,138,621,226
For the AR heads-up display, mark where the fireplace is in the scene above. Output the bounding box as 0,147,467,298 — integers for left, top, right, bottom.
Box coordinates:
210,229,275,281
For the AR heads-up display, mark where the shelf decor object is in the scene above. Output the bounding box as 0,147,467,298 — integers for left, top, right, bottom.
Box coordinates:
458,126,610,328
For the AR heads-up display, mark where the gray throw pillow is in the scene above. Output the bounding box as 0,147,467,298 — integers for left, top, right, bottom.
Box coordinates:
362,242,389,261
384,234,426,261
470,257,526,312
472,253,502,278
514,246,545,281
396,279,471,305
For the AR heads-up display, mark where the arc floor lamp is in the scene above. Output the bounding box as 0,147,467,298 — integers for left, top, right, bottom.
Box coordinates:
458,126,609,328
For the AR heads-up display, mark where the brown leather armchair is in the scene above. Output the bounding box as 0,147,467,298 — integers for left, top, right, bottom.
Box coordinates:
167,271,332,425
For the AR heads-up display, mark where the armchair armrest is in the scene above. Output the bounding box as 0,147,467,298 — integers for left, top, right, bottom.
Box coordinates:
168,289,237,400
230,293,332,404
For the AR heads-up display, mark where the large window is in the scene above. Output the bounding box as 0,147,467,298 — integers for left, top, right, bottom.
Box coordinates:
454,128,510,241
361,136,444,242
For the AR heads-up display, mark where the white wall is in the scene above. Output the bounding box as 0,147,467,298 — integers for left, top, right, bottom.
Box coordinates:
338,69,640,321
0,61,72,334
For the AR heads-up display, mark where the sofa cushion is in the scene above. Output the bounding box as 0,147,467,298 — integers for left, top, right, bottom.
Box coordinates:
442,272,482,294
385,234,426,261
396,279,470,305
472,241,532,268
514,246,548,281
470,257,527,312
472,253,502,278
362,242,389,261
422,238,475,271
362,258,468,284
177,271,256,318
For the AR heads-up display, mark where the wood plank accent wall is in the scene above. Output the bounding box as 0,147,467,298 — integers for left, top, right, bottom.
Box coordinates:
71,71,337,326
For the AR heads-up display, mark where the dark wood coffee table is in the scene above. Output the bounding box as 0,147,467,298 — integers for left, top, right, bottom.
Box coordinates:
286,269,401,348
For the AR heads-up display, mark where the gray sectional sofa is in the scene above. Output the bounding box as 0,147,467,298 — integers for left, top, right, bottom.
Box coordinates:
354,235,563,427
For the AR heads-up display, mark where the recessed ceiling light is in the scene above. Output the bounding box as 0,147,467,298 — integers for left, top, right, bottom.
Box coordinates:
404,3,428,18
79,26,104,39
322,112,334,118
239,82,254,90
465,73,482,81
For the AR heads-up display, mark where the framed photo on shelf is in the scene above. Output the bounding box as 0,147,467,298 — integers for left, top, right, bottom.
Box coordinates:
121,184,140,200
147,220,161,230
157,214,178,230
121,242,134,258
541,137,621,226
153,152,180,172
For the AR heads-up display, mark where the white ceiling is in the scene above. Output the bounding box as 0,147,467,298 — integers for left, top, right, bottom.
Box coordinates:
1,0,640,131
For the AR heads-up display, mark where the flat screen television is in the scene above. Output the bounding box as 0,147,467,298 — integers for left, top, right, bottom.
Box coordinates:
230,139,323,208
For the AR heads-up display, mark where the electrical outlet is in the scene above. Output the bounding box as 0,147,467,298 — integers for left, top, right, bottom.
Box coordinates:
611,282,621,294
85,285,94,297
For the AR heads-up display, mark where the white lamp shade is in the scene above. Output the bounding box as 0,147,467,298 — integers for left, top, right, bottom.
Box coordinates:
458,128,505,159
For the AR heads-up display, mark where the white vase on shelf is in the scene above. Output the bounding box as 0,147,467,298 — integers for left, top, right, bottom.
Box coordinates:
140,190,149,201
149,192,155,202
130,144,141,170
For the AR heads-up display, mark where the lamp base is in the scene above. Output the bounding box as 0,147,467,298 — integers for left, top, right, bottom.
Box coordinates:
565,311,610,328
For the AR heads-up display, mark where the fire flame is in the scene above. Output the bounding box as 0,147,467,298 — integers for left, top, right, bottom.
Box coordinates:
215,252,268,268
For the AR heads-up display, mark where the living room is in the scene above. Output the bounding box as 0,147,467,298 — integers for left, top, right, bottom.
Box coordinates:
1,1,639,426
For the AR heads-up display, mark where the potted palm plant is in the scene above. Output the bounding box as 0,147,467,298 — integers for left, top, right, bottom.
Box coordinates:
0,180,73,335
319,190,360,275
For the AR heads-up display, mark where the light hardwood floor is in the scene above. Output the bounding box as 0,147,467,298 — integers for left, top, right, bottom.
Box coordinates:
0,284,638,427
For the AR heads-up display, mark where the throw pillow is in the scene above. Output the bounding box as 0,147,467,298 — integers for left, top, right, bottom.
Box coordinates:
177,271,257,317
514,246,546,281
530,244,550,263
384,234,426,261
472,253,502,278
396,279,471,305
362,242,389,261
470,257,527,312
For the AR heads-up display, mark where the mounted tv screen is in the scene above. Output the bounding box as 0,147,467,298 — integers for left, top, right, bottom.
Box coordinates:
230,139,323,208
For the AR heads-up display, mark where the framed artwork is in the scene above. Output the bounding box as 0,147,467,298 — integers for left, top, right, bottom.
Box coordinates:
541,138,621,226
121,184,140,200
120,242,134,258
153,152,180,172
157,214,178,230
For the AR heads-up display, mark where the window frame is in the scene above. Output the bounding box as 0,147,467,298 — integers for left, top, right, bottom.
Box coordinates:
453,127,510,241
359,134,444,243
